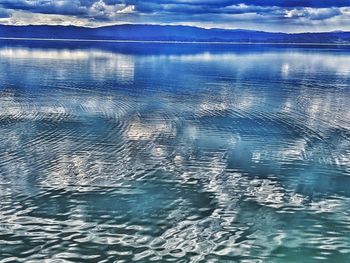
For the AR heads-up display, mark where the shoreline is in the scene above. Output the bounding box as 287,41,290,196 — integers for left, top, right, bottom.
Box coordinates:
1,37,350,46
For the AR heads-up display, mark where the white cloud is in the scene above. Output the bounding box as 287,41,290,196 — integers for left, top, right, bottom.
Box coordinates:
88,0,135,19
0,10,92,26
284,7,341,20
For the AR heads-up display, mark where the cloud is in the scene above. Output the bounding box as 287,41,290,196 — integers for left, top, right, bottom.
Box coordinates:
0,7,10,18
0,0,88,15
0,10,92,26
284,7,342,20
88,0,135,20
0,0,350,32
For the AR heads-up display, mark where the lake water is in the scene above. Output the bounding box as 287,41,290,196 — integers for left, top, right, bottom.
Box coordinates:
0,41,350,262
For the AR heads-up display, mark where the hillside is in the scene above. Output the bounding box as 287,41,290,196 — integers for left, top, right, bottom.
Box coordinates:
1,24,350,44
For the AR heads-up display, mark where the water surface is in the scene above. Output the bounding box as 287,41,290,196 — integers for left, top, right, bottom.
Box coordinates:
0,42,350,262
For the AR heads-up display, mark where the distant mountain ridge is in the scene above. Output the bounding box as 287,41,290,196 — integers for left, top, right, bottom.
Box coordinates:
1,24,350,44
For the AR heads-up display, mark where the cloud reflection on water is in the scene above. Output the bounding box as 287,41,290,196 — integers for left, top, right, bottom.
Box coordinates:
0,44,350,261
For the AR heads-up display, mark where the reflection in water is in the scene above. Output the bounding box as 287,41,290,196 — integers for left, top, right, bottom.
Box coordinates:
0,44,350,262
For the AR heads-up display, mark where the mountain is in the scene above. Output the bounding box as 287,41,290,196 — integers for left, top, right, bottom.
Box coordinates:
1,24,350,44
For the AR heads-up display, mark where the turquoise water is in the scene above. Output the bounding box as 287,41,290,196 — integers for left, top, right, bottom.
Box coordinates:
0,42,350,262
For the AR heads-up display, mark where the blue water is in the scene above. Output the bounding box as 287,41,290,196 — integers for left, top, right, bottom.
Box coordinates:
0,42,350,262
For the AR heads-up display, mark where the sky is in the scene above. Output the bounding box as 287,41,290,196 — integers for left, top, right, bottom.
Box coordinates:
0,0,350,32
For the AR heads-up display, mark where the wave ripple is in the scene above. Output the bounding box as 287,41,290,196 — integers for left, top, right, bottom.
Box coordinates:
1,45,350,262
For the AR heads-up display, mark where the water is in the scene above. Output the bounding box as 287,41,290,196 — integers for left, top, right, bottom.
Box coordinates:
0,41,350,262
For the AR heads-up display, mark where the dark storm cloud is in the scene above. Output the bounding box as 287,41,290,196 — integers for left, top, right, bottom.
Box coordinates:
129,2,273,15
223,0,349,8
0,0,89,15
0,0,350,31
122,0,350,9
1,0,349,15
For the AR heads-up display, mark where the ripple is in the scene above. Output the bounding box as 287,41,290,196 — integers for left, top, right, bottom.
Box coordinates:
1,45,350,262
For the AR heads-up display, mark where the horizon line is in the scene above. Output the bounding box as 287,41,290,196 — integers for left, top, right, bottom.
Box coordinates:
1,37,350,46
0,23,349,35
